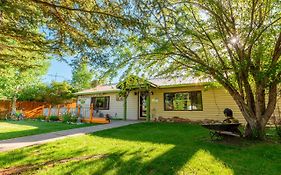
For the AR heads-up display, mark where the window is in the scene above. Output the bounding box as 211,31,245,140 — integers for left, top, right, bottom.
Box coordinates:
91,96,110,110
164,91,202,111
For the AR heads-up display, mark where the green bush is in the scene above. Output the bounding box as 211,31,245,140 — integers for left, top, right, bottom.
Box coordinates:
61,113,78,123
62,114,72,123
70,115,78,123
36,115,46,120
49,115,60,121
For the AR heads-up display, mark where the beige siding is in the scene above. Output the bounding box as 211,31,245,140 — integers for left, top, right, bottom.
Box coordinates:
273,97,281,120
126,91,139,120
77,85,281,123
77,93,124,119
150,86,245,122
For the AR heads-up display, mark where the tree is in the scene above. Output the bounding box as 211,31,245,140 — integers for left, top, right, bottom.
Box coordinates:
114,0,281,139
71,62,93,90
0,60,49,113
0,0,138,71
43,81,75,105
17,83,48,102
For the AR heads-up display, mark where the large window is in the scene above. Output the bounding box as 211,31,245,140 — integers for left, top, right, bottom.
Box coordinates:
164,91,202,111
91,96,110,110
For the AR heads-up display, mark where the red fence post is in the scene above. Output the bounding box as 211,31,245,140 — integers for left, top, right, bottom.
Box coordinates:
67,104,70,113
48,105,51,117
42,105,45,116
57,105,60,116
77,105,81,117
90,104,94,122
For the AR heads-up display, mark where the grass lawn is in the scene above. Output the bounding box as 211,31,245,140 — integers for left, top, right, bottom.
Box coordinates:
0,120,94,140
0,122,281,175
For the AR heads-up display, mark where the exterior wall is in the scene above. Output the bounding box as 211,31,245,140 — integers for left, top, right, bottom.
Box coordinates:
150,86,245,122
77,92,124,119
76,91,140,120
126,91,139,120
77,85,281,123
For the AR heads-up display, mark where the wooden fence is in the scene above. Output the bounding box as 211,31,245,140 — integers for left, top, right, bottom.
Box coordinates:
0,100,108,123
0,100,76,118
43,104,109,124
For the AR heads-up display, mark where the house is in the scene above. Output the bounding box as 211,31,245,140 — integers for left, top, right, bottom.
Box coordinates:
74,77,247,123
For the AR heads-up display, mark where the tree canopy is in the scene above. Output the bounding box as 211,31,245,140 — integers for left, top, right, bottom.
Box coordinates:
0,0,138,71
71,62,93,91
43,81,75,105
1,0,281,139
112,0,281,139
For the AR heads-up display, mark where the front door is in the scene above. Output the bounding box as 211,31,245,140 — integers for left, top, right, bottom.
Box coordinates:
139,92,148,119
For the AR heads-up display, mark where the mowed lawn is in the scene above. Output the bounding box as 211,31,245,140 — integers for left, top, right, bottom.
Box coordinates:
0,123,281,175
0,120,93,140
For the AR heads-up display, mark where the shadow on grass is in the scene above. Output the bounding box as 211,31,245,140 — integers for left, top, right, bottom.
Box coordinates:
83,122,281,175
1,122,281,175
0,120,92,140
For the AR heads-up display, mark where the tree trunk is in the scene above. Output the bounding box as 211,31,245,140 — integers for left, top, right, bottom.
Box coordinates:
244,120,266,140
229,87,272,140
11,96,17,115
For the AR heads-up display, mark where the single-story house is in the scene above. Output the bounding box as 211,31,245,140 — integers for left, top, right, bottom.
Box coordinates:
75,77,249,122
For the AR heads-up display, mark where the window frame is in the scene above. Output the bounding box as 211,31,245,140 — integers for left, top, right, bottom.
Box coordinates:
91,96,110,110
163,91,203,111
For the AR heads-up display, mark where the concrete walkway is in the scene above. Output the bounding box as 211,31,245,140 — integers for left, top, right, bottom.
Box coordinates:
0,120,141,152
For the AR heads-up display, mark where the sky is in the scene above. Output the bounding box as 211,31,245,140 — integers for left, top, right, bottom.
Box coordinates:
43,59,72,83
43,58,122,84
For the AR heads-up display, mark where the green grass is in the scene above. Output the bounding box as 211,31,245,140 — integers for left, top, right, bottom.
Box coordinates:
0,120,94,140
0,122,281,175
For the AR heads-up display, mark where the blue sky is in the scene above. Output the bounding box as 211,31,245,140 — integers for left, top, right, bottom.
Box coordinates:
43,59,72,83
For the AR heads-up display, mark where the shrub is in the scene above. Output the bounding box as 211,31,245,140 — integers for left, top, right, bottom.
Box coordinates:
36,115,46,120
70,115,78,123
49,115,60,121
61,113,78,123
62,113,72,123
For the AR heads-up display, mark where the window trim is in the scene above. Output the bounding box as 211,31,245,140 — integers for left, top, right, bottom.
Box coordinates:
91,96,110,110
163,91,203,111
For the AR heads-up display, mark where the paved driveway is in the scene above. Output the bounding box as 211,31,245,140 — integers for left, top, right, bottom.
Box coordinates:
0,120,141,152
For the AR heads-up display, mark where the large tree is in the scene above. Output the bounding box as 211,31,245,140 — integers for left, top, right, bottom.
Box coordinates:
0,0,137,71
0,60,49,113
113,0,281,139
43,81,75,105
71,61,93,90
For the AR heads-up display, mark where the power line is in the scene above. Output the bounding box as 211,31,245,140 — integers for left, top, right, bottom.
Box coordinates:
47,73,68,81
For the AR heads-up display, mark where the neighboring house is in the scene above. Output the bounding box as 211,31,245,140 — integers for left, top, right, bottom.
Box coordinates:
75,77,248,122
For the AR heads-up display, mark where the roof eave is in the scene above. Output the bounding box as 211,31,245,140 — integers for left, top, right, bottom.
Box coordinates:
74,89,120,96
158,82,208,88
